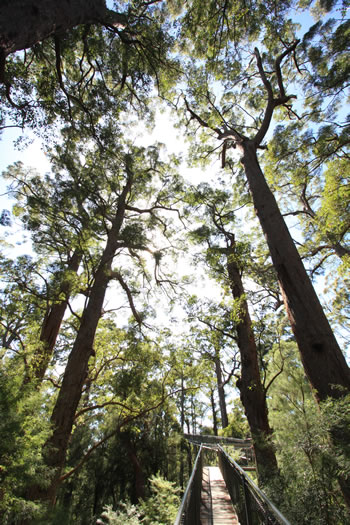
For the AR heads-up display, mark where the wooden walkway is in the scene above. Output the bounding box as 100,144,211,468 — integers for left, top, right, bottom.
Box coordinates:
200,466,240,524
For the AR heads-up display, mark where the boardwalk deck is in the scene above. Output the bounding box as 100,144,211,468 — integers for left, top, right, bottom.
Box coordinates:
200,466,239,525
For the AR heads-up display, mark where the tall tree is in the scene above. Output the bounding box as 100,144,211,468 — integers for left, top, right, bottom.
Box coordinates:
187,184,280,486
28,140,183,506
2,161,89,383
184,44,350,402
180,0,350,502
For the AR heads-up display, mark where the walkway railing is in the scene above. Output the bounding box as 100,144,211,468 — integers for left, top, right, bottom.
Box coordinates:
174,445,203,525
218,445,291,525
174,437,291,525
185,432,252,448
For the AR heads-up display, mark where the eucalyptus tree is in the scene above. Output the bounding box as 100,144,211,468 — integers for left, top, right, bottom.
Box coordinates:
186,183,281,486
261,6,350,340
178,0,350,503
23,139,184,507
177,0,349,394
261,5,350,273
186,298,240,430
2,160,93,383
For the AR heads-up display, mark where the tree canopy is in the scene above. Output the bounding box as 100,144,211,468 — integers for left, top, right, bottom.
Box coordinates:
0,1,349,523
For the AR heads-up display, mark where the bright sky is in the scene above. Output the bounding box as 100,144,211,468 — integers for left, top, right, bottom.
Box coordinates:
0,106,224,327
0,107,219,259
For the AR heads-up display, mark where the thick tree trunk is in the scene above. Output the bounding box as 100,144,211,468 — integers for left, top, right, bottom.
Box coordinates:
226,238,279,486
0,0,125,58
240,141,350,506
214,355,229,428
34,178,132,506
33,250,82,383
240,141,350,401
44,266,109,503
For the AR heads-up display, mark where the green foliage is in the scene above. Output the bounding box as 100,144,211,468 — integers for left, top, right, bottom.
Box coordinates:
317,158,350,242
97,503,142,525
140,474,181,525
1,0,350,520
267,342,349,523
96,474,180,525
322,393,350,480
2,2,179,136
0,370,52,523
220,404,250,439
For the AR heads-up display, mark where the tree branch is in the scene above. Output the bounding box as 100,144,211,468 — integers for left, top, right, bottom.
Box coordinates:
110,270,143,325
59,386,186,483
254,41,299,146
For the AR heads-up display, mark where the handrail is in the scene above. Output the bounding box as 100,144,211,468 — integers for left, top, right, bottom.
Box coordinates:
217,445,291,525
176,438,290,525
185,433,252,448
174,444,203,525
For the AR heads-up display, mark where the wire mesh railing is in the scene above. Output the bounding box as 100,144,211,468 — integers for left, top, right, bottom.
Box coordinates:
174,444,203,525
217,445,291,525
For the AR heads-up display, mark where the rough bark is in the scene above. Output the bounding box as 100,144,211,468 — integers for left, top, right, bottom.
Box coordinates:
0,0,125,58
226,237,279,486
37,176,132,505
240,141,350,401
32,250,82,383
240,142,350,507
209,389,218,436
214,355,229,428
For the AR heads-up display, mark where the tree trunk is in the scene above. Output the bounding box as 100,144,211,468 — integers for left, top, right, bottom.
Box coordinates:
209,389,218,436
120,433,146,502
214,355,229,428
0,0,125,58
226,237,279,486
240,141,350,506
35,177,132,506
179,374,185,489
240,140,350,401
33,250,82,383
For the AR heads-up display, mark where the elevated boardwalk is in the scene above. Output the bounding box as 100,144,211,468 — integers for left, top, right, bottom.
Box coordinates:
201,466,239,524
175,439,291,525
